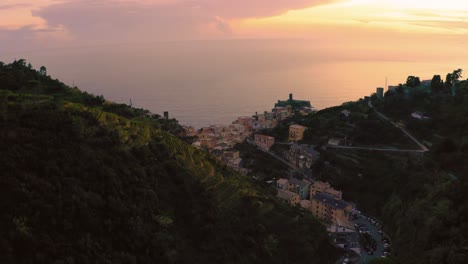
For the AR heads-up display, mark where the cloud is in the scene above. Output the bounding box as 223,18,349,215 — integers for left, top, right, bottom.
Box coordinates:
1,0,336,53
197,0,336,19
27,0,334,42
0,4,32,10
214,16,232,34
0,24,71,54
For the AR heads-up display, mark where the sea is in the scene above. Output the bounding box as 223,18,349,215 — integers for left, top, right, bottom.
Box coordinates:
3,39,466,128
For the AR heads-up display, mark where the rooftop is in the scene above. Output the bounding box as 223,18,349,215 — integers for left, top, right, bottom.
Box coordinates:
255,134,274,140
277,178,289,185
229,158,243,165
300,200,311,209
289,177,311,188
277,189,299,201
312,181,331,189
290,124,307,129
313,192,351,210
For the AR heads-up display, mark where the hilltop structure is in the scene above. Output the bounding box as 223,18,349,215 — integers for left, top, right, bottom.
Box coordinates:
275,93,312,109
376,87,384,99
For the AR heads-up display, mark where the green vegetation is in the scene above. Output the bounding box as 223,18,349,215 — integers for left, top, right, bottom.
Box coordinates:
0,60,340,263
256,69,468,263
234,142,290,182
264,100,417,149
313,70,468,264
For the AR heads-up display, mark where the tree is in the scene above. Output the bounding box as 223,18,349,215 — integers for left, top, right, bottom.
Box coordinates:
451,69,463,82
445,73,453,91
406,76,421,88
447,69,463,95
431,75,443,93
39,66,47,76
16,59,26,67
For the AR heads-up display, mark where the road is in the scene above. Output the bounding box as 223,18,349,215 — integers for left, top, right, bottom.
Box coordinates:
353,215,388,264
247,139,312,179
326,145,426,153
246,139,297,170
368,101,429,152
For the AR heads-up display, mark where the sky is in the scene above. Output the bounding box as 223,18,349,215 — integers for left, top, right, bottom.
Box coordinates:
2,0,468,126
2,0,468,53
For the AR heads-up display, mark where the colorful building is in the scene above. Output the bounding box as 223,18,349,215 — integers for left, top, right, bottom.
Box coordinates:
288,178,311,200
277,189,301,206
276,178,289,190
254,134,275,150
289,124,307,142
311,192,354,226
310,181,342,200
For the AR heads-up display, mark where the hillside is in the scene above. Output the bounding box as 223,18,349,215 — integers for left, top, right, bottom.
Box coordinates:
0,60,340,263
269,71,468,264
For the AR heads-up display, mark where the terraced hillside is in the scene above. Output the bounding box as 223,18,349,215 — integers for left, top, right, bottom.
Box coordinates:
0,60,340,264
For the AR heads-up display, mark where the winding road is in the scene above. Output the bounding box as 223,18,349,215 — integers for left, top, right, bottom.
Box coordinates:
370,103,429,152
329,101,430,153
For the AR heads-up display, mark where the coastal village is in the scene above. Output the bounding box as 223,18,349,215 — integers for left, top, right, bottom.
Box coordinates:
184,92,396,263
185,94,314,175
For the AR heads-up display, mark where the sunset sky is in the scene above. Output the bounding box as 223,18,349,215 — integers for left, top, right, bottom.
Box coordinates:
2,0,468,125
2,0,468,52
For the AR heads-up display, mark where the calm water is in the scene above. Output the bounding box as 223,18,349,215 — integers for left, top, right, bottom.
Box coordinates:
3,39,466,128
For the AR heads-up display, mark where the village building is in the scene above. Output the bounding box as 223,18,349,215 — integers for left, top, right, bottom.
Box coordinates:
311,192,354,227
227,158,243,172
277,189,301,206
276,178,289,190
222,151,240,162
182,126,197,137
285,144,320,169
289,124,307,142
287,178,311,200
310,181,342,200
254,134,275,150
300,200,311,210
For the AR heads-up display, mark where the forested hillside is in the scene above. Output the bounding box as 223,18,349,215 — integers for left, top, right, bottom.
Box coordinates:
0,60,339,263
258,70,468,264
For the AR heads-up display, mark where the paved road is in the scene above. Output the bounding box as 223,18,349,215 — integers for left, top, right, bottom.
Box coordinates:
353,216,387,264
326,145,426,153
247,139,312,179
368,101,429,152
247,139,297,170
